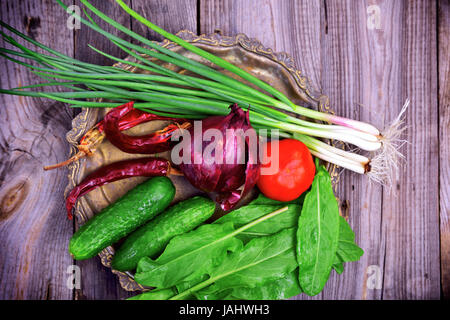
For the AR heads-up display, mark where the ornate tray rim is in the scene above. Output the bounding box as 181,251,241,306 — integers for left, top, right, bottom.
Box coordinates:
64,30,336,292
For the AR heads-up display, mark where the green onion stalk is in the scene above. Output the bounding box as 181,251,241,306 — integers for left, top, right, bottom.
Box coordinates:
0,0,408,185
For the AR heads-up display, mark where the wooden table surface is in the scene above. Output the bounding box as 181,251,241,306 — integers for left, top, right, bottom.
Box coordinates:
0,0,448,300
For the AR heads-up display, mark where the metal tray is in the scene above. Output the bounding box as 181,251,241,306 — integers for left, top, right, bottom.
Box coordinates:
65,30,336,291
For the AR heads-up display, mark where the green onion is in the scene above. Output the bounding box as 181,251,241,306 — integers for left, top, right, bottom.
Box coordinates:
113,0,381,136
0,0,408,183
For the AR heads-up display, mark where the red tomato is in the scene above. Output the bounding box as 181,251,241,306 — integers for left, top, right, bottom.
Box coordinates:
257,139,315,202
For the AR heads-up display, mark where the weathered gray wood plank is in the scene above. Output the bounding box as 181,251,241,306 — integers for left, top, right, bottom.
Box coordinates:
0,0,75,300
381,0,440,299
323,0,440,300
131,0,198,42
0,0,443,300
438,0,450,299
316,0,390,300
200,0,323,90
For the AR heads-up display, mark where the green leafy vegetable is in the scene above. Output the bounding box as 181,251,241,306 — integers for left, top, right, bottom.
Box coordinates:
214,203,301,243
171,228,297,300
134,222,242,288
196,270,302,300
296,165,340,296
336,216,364,262
134,207,289,288
129,181,364,300
127,288,176,300
332,261,345,274
332,216,364,274
250,192,305,206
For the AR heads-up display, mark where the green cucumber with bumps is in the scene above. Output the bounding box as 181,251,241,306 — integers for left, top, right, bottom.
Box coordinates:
111,196,216,271
69,176,175,260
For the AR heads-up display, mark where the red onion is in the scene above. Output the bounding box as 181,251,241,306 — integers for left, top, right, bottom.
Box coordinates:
174,104,260,211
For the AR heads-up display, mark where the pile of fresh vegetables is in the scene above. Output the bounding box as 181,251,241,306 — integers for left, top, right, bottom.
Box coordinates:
0,0,408,299
57,96,364,299
128,163,363,300
67,159,363,300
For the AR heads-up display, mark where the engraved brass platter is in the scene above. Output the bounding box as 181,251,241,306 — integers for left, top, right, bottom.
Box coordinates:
65,31,335,292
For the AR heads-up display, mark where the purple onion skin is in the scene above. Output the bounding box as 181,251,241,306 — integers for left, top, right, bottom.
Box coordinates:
178,104,260,211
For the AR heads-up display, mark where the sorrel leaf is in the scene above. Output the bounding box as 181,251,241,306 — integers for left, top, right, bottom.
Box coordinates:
332,216,364,274
196,270,301,300
296,165,340,296
134,222,242,288
134,207,289,288
172,228,297,300
336,216,364,262
214,202,301,243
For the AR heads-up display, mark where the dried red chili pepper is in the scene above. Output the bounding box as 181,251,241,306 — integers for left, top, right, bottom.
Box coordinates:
103,101,191,154
65,157,174,220
44,102,185,171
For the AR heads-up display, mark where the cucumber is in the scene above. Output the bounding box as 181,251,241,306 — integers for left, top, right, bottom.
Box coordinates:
111,196,216,271
69,176,175,260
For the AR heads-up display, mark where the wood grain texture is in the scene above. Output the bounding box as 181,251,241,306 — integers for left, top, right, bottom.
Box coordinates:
318,0,440,300
200,0,323,91
131,0,198,42
438,0,450,299
381,0,440,299
74,0,134,66
316,0,389,300
0,0,445,299
0,0,75,300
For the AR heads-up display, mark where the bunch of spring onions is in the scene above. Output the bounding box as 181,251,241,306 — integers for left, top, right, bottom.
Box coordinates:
0,0,408,185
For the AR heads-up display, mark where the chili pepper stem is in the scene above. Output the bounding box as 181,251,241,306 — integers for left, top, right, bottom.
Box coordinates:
44,150,87,171
43,122,105,171
174,121,192,131
167,166,184,176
